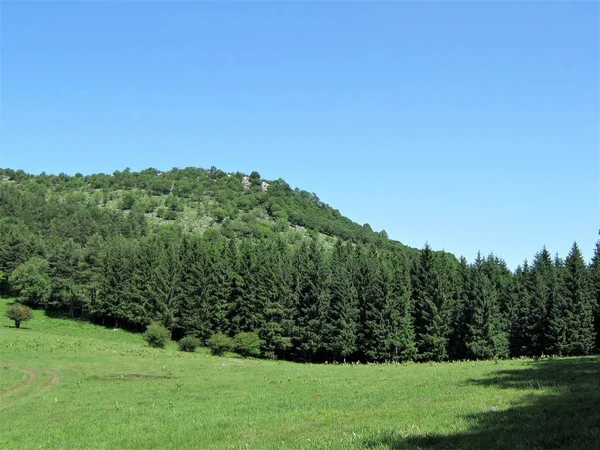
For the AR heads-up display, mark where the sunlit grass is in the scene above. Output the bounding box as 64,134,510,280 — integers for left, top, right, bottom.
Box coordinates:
1,298,598,449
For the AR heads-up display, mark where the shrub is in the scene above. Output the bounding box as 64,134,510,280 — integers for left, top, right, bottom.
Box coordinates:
143,322,171,348
234,332,264,358
178,336,200,353
207,333,234,356
5,303,33,328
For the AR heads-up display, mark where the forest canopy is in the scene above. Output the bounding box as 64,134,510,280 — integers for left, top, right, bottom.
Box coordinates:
1,167,598,362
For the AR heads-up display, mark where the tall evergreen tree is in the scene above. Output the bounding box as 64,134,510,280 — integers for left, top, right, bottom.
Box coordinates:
383,251,416,362
354,246,388,362
201,236,233,337
509,261,534,356
95,236,137,328
448,256,471,360
411,244,451,361
46,238,84,316
589,241,600,352
546,255,569,355
290,240,330,361
325,240,358,361
562,242,595,355
464,253,508,360
526,247,553,355
173,235,212,341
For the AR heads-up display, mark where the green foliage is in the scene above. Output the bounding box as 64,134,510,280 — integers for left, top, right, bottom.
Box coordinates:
561,243,595,355
178,335,200,352
590,241,600,352
2,299,599,450
0,167,598,364
143,322,171,348
234,331,264,358
5,302,33,328
207,332,234,356
119,192,136,210
8,257,52,307
411,244,452,361
464,254,508,360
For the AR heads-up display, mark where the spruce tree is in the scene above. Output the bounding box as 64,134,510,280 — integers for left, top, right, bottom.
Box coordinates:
589,241,600,352
546,255,569,355
201,237,233,336
411,244,451,361
354,246,388,362
228,239,264,335
562,242,595,355
383,251,416,362
96,236,137,328
325,240,358,361
509,260,539,356
290,240,330,361
448,256,471,360
527,247,553,355
464,253,508,360
173,235,210,341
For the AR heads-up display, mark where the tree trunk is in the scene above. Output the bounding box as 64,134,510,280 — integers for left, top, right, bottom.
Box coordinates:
15,320,20,328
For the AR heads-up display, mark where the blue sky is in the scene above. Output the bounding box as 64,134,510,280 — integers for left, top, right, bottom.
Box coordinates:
1,1,598,269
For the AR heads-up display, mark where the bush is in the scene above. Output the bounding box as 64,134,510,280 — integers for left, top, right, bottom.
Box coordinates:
5,303,33,328
178,336,200,352
234,332,264,358
143,322,171,348
207,333,234,356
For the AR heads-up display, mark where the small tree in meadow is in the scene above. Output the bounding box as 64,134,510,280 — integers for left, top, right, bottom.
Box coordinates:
143,322,171,348
5,303,33,328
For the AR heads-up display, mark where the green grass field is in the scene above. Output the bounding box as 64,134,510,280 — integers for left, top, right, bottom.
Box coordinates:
1,298,598,449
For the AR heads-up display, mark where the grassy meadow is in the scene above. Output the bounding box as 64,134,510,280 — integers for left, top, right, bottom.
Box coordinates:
1,298,598,450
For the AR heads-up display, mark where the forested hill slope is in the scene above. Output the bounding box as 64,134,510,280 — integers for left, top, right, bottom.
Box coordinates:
0,166,410,252
1,166,599,363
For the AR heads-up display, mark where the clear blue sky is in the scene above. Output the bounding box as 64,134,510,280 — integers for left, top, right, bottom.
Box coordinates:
1,1,598,269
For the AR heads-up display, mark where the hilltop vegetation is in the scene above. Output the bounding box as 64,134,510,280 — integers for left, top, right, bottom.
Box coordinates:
0,167,599,363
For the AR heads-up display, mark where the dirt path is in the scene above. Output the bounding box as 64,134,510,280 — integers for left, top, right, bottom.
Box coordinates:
0,367,60,410
0,368,36,399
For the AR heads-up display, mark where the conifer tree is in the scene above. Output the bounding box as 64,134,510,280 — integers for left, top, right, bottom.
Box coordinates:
464,253,508,359
590,241,600,352
546,255,569,355
173,235,210,340
325,240,358,361
229,239,264,334
290,240,330,361
254,239,287,357
96,236,137,328
562,242,595,355
354,246,389,361
201,237,233,336
411,244,451,361
448,256,471,360
509,261,534,356
527,247,553,355
269,236,294,359
383,251,416,362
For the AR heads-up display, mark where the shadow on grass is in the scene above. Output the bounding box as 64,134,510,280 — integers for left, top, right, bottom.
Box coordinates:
363,356,600,450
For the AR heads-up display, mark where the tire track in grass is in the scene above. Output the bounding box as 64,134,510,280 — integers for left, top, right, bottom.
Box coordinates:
0,367,60,410
0,368,36,400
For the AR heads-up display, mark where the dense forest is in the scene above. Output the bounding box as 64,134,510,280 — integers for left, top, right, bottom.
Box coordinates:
1,167,599,362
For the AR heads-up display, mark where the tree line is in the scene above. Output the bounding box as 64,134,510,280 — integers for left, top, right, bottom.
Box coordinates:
1,168,599,362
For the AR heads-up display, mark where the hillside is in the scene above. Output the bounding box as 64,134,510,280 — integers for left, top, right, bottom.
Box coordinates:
2,298,599,449
0,167,599,364
0,166,412,252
